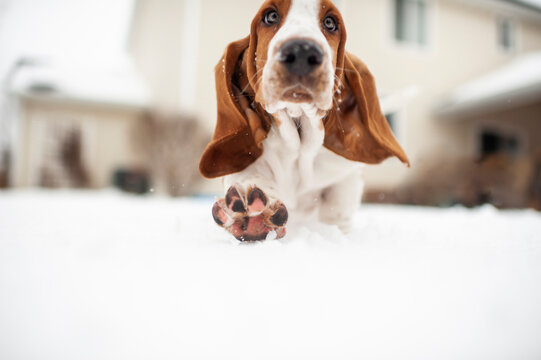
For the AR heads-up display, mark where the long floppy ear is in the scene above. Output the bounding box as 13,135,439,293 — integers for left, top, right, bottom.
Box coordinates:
324,52,410,166
199,36,271,179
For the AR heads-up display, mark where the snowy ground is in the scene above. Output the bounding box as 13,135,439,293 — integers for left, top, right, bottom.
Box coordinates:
0,190,540,360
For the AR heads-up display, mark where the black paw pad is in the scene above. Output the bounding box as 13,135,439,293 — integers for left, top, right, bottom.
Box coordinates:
231,200,246,213
270,205,288,227
225,187,241,207
247,187,267,206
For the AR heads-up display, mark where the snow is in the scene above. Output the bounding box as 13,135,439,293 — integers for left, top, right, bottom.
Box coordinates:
1,190,540,360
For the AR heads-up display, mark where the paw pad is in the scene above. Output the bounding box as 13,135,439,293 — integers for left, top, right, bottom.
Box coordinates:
212,185,288,242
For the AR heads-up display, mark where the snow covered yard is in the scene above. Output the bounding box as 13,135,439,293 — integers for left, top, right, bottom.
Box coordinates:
0,190,540,360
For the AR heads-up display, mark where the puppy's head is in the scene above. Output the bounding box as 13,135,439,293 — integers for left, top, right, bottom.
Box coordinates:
199,0,409,179
247,0,345,114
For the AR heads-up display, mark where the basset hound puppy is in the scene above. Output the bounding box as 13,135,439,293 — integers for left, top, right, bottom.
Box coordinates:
200,0,409,241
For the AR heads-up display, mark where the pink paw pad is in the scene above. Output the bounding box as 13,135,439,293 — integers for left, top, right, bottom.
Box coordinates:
212,186,288,242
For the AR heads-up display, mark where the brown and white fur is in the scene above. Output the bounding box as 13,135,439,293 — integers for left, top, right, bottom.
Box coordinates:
205,0,408,241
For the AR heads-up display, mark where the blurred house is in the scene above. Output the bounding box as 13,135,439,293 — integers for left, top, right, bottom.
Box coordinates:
348,0,541,208
1,0,541,207
1,0,207,195
8,60,150,189
1,0,150,191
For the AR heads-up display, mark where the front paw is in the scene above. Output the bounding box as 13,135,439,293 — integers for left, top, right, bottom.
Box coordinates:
212,185,288,242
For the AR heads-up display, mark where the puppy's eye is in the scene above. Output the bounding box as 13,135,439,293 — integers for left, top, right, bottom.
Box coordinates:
323,16,338,32
263,10,280,25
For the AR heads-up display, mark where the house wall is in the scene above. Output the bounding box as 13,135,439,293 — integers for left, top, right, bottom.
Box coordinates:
462,100,541,158
14,98,146,188
343,0,541,189
128,0,541,193
129,0,185,111
195,0,261,133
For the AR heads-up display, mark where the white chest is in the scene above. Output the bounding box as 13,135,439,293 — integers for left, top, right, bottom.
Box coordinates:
224,106,362,213
257,109,360,209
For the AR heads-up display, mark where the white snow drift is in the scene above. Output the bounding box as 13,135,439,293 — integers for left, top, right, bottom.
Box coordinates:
0,190,540,360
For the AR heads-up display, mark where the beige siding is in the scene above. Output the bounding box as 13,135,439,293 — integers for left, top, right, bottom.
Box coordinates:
128,0,541,192
129,0,185,110
195,0,260,133
342,0,541,188
15,99,145,188
522,18,541,52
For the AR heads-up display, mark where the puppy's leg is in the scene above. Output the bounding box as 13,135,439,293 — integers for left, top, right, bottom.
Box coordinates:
212,173,288,242
319,169,363,233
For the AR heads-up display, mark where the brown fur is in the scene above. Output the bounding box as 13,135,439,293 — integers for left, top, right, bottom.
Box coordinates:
199,0,410,179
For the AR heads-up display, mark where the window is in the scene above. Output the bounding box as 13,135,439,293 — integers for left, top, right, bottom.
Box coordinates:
497,18,516,53
394,0,428,46
480,130,521,158
385,112,404,143
385,113,399,135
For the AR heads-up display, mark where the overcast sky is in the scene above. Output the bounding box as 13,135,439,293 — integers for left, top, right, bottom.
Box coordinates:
0,0,133,80
0,0,135,150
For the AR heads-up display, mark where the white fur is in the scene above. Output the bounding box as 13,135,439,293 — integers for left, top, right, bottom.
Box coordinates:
263,0,336,113
225,0,363,232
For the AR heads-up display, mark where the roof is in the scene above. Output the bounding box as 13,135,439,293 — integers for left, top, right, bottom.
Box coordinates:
436,52,541,118
9,57,151,110
503,0,541,12
456,0,541,22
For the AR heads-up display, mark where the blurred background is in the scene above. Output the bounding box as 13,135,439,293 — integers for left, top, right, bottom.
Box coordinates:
0,0,540,210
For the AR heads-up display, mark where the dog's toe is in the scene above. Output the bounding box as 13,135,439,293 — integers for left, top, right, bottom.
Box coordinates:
212,199,231,227
247,187,267,213
225,186,245,214
269,203,288,227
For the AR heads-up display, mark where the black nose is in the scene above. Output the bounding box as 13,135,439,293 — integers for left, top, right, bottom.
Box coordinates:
278,39,324,76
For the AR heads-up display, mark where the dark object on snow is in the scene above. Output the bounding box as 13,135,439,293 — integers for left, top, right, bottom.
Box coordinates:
0,149,9,189
365,154,540,210
531,158,541,211
113,169,150,195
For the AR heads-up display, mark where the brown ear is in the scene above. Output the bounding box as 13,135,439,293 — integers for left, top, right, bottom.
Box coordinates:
199,37,271,179
324,52,410,166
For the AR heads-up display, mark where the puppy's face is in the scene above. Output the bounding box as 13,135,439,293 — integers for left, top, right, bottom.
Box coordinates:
199,0,410,179
250,0,344,114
